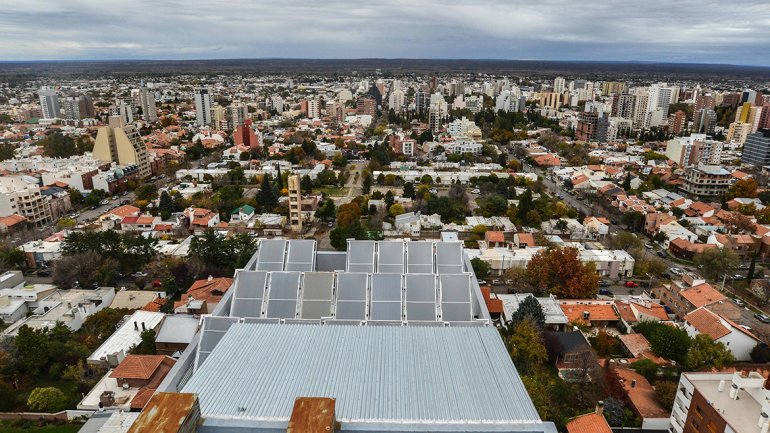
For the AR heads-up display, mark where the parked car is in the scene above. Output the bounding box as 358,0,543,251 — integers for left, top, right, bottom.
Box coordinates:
598,280,611,287
471,189,480,194
492,279,502,285
598,288,613,296
656,251,667,258
644,243,653,249
669,267,683,276
624,281,639,288
739,264,749,270
732,298,745,307
133,271,148,278
732,274,744,280
36,269,50,277
755,313,770,324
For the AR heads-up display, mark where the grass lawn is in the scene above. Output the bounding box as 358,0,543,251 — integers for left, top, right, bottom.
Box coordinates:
0,422,83,433
317,186,348,196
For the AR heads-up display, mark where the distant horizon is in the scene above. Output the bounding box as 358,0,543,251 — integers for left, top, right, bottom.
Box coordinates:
1,58,769,69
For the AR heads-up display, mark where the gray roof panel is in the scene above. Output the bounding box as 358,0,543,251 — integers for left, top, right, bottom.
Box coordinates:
183,323,542,427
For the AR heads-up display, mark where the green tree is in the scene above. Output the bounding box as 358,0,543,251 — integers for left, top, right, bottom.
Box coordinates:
158,190,174,220
402,182,415,199
508,295,545,328
14,325,49,374
135,183,158,201
507,320,548,375
635,322,691,364
630,358,659,382
362,173,372,194
255,175,278,211
315,198,336,222
608,231,642,251
0,142,16,161
27,387,69,412
470,257,491,280
300,174,313,193
686,334,735,371
694,247,739,281
388,203,405,217
655,381,677,409
621,210,645,232
131,330,157,355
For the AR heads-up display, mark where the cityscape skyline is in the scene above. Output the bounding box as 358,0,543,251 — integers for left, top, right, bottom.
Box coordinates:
2,0,770,66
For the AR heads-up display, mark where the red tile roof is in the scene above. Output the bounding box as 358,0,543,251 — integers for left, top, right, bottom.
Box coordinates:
566,413,612,433
186,277,234,304
680,283,726,308
685,308,730,339
110,355,167,380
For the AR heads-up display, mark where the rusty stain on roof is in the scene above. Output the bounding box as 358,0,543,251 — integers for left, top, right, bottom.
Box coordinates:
127,392,199,433
287,397,337,433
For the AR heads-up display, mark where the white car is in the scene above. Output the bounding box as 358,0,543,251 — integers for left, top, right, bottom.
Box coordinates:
471,189,480,194
669,268,684,276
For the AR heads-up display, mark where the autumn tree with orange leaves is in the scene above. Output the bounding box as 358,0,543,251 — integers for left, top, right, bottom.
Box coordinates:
526,247,599,299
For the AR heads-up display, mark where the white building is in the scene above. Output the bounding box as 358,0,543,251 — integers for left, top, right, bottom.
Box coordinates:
194,87,212,126
38,87,60,119
683,307,760,361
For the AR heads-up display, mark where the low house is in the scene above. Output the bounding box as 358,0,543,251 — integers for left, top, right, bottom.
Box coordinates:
87,310,165,368
110,290,166,311
652,273,727,320
155,315,200,356
496,293,569,331
560,300,620,328
78,354,176,411
566,409,612,433
3,287,116,337
230,204,255,222
683,307,761,361
184,207,220,232
614,299,670,331
614,367,671,430
583,217,610,238
544,331,597,381
174,276,233,315
668,237,716,259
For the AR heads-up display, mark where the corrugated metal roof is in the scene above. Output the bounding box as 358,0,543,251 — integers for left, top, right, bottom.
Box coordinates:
182,322,541,428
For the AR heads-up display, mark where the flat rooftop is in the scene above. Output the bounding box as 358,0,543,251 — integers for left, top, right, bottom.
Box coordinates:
687,373,764,433
183,322,547,431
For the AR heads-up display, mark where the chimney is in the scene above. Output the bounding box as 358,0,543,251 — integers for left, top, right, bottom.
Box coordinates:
758,413,768,429
631,379,636,388
730,383,739,400
718,380,725,392
208,275,213,282
595,401,604,415
583,311,590,320
141,322,146,331
133,321,138,331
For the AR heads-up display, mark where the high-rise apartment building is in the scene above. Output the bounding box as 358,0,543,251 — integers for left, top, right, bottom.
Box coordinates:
116,102,133,126
325,100,345,124
138,83,157,122
287,174,302,233
414,90,427,113
194,87,212,126
356,97,377,117
693,109,717,135
727,122,751,145
38,87,60,119
0,176,54,227
307,98,321,119
742,130,770,167
226,102,248,129
553,76,566,93
539,92,562,110
666,134,723,167
632,89,651,128
428,93,448,133
671,110,687,136
388,88,405,112
93,122,151,178
61,95,94,120
611,93,635,119
601,81,626,95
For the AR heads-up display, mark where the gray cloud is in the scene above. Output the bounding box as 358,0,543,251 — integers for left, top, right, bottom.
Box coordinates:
1,0,769,65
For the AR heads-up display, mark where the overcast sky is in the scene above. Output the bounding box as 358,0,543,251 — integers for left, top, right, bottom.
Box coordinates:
2,0,769,65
